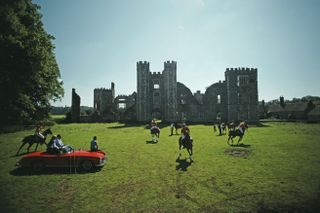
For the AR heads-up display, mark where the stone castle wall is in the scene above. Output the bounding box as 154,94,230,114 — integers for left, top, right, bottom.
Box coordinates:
72,62,259,123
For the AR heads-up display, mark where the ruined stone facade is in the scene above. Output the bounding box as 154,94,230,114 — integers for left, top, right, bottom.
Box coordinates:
135,62,258,123
93,82,115,120
71,88,80,122
71,61,259,123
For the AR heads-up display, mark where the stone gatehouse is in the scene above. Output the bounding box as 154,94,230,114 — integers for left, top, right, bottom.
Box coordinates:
71,61,258,123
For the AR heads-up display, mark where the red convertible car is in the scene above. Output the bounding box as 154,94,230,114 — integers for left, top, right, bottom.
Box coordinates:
16,146,107,172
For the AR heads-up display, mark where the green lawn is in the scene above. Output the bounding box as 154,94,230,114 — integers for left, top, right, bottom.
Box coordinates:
0,122,319,212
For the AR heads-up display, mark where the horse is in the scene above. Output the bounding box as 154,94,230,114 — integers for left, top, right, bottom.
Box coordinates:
227,125,248,146
227,122,236,132
150,126,160,142
178,133,193,161
170,122,184,135
16,128,53,155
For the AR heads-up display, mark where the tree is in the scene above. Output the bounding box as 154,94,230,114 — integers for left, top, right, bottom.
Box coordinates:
0,0,64,125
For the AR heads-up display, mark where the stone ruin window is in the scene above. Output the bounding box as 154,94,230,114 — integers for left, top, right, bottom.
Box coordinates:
180,94,187,104
237,75,249,87
154,84,160,89
217,95,221,104
118,103,126,109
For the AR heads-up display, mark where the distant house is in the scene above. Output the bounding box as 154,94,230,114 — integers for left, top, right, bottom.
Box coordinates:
308,105,320,122
284,102,312,120
267,104,286,119
267,100,315,120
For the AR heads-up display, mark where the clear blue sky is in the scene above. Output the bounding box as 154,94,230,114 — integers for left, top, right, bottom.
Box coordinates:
33,0,320,107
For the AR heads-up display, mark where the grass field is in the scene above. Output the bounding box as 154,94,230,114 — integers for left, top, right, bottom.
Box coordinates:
0,122,320,212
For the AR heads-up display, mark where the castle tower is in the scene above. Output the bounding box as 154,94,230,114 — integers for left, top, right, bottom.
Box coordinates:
93,82,115,115
150,71,162,119
136,61,151,122
225,68,258,123
162,61,177,122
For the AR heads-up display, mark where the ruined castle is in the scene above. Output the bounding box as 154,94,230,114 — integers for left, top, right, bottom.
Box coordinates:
71,61,258,123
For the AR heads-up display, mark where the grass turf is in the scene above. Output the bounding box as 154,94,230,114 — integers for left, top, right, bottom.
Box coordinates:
0,122,319,212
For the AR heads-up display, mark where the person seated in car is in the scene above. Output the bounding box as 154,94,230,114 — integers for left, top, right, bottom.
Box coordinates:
55,134,64,148
90,136,99,151
47,134,64,154
47,135,57,154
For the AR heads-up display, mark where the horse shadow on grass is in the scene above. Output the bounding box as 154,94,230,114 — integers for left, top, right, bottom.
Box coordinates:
229,143,251,148
108,122,147,129
108,122,171,129
145,140,158,144
176,156,193,172
256,122,270,128
10,167,101,176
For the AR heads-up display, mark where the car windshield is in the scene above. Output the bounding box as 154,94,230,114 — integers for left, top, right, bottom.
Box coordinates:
62,145,73,154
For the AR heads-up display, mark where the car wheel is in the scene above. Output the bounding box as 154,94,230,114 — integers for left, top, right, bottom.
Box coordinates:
80,160,93,172
31,160,45,172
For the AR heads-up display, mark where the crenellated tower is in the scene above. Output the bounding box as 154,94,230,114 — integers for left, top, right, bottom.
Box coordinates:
136,60,177,122
136,61,151,121
162,61,177,122
225,67,258,123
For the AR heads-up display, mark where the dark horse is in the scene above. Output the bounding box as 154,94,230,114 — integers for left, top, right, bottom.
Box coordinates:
170,122,184,135
227,125,247,146
16,128,53,155
150,126,160,142
178,133,193,161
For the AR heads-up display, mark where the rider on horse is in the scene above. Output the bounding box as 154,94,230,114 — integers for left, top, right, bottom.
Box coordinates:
34,122,45,139
150,119,160,141
151,119,157,128
238,121,246,134
181,124,190,147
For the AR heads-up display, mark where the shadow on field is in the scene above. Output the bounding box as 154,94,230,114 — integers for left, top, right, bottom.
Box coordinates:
145,140,158,144
256,122,271,127
176,156,193,171
108,123,147,129
229,144,251,148
10,167,102,176
108,122,171,129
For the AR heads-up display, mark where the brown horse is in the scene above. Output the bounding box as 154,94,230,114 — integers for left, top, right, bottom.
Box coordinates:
150,126,160,142
170,122,185,135
227,124,248,146
16,128,52,155
178,133,193,161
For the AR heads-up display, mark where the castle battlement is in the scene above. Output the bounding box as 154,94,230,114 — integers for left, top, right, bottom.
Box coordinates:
225,67,257,74
116,94,130,98
151,72,162,77
164,60,176,64
94,88,112,91
137,61,149,65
